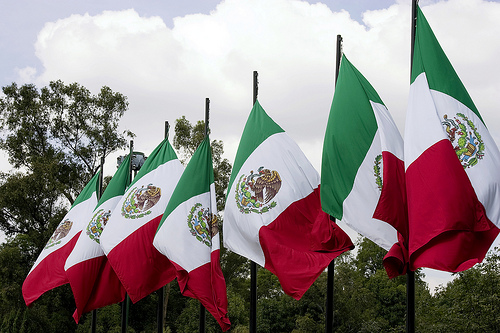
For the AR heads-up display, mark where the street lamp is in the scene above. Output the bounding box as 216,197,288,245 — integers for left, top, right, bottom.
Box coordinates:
117,151,147,174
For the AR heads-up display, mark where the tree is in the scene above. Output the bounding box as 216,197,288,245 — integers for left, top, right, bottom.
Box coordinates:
172,115,231,212
425,247,500,332
0,80,133,332
0,80,132,239
0,169,66,251
333,237,431,333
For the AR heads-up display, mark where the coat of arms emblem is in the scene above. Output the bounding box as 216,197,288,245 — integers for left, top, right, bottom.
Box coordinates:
235,166,282,214
373,154,383,191
121,184,162,219
86,209,112,244
44,219,73,249
442,113,484,169
187,203,218,247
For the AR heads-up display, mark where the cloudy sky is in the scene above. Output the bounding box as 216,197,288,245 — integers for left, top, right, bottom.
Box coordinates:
2,0,500,291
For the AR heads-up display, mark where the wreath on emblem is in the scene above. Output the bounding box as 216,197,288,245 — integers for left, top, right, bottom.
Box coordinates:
187,203,218,247
235,166,281,214
45,219,73,249
86,209,111,244
121,184,161,219
442,113,485,169
373,154,383,192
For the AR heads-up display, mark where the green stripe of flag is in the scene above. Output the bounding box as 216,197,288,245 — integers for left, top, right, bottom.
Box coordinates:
321,55,381,220
97,154,130,208
129,138,178,187
71,171,100,208
226,100,284,199
158,136,213,229
411,6,481,121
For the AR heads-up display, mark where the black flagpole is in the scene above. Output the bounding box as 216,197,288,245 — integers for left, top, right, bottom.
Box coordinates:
156,281,164,333
121,141,133,333
325,34,342,333
157,122,170,333
411,0,418,76
249,70,259,333
91,155,105,333
198,98,210,333
407,1,418,333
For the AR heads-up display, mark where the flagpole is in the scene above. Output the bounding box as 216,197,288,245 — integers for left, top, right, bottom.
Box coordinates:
249,70,259,333
335,35,342,83
411,0,418,76
205,98,210,137
157,122,170,333
325,34,342,333
121,141,133,333
91,155,105,333
407,1,418,333
197,99,210,333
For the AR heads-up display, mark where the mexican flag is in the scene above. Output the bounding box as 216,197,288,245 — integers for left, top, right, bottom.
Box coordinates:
22,172,99,306
321,55,407,278
101,138,183,303
65,154,131,322
153,136,230,332
406,6,500,272
224,101,353,300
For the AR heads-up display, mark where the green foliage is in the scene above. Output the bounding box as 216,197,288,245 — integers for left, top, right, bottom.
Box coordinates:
293,313,323,333
127,292,160,332
164,282,189,332
0,80,133,204
355,237,386,277
173,116,206,163
226,288,249,330
0,236,79,332
173,298,201,333
0,170,67,250
332,238,426,333
424,247,500,332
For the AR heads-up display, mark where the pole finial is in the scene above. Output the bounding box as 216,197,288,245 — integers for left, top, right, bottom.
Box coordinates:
253,71,258,105
205,98,210,137
335,35,343,85
129,140,134,183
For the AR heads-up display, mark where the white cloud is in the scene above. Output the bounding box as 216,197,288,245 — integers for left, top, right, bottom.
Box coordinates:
15,66,38,84
34,10,180,92
423,268,456,295
25,0,499,172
